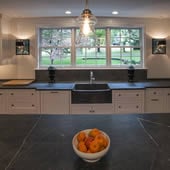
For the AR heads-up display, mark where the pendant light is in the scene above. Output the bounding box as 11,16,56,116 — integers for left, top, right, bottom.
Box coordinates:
76,0,97,45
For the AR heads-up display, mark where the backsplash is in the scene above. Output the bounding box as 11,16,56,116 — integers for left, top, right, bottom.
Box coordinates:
35,69,147,82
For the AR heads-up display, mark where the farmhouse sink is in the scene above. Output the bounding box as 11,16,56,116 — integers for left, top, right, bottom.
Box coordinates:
72,83,110,91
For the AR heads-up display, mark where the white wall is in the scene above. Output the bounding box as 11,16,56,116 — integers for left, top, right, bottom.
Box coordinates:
1,16,170,79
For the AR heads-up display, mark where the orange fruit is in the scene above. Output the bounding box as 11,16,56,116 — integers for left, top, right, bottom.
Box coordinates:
94,134,106,147
88,128,101,138
85,136,94,149
77,141,87,152
77,131,86,142
89,140,100,153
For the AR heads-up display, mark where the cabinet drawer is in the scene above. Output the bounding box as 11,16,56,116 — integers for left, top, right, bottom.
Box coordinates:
114,90,144,102
115,103,144,113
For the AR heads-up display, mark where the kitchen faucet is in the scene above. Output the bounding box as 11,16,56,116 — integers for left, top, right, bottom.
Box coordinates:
90,71,95,84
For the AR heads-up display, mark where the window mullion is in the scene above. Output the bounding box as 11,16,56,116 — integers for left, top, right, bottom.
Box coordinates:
106,28,111,66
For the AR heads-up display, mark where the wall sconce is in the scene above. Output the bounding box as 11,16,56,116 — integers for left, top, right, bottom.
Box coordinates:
16,39,30,55
152,38,166,54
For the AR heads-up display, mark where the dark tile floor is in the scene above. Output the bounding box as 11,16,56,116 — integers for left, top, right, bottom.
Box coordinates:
0,114,169,170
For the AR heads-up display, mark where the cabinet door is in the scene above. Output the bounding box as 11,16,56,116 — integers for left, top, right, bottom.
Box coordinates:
40,91,70,114
70,104,93,114
165,88,170,112
145,88,165,113
0,90,7,114
7,89,40,114
70,104,113,114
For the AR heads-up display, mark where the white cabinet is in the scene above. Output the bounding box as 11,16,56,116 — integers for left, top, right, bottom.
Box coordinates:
145,88,170,113
165,88,170,112
0,90,7,114
145,88,165,113
113,90,144,113
70,104,113,114
40,90,70,114
7,89,40,114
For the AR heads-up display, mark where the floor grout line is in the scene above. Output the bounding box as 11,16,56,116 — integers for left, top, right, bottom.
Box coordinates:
137,118,159,147
138,117,170,127
5,115,42,170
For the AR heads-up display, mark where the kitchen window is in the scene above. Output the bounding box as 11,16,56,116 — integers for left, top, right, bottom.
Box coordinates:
38,27,143,68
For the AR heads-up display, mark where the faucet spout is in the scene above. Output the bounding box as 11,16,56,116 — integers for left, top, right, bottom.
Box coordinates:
90,71,95,84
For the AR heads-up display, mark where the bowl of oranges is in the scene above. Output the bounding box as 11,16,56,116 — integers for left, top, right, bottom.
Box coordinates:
72,128,110,162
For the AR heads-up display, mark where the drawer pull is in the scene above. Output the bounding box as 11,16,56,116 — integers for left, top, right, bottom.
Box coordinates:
32,104,35,107
90,110,95,113
50,92,59,93
11,93,14,95
136,94,139,96
118,94,121,96
151,99,159,101
118,106,121,108
136,105,139,108
168,93,170,96
11,104,14,107
153,92,157,95
0,93,2,95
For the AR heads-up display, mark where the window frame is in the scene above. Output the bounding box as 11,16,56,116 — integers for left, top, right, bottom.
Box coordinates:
37,26,144,69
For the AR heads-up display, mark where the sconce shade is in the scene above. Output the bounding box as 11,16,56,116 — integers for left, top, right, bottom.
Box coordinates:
16,41,24,47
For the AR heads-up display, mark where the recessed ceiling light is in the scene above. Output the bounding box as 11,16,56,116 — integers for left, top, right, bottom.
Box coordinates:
65,10,72,15
112,11,119,15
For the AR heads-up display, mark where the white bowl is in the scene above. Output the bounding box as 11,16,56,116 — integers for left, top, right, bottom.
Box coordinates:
72,129,110,162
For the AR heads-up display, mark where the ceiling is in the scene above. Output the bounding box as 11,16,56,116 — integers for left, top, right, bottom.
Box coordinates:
0,0,170,18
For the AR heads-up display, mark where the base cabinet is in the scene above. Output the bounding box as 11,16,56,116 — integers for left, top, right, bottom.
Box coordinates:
145,88,170,113
113,90,144,113
70,104,113,114
40,91,70,114
7,89,40,114
0,90,7,114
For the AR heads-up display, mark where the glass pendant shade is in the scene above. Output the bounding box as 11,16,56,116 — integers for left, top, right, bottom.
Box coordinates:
76,0,97,46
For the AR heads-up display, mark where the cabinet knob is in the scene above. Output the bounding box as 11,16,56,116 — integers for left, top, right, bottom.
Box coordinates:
11,104,14,107
136,105,139,108
118,106,121,108
118,94,121,96
0,93,2,95
32,104,35,107
32,93,34,95
11,93,14,95
153,92,157,95
136,94,139,96
168,93,170,96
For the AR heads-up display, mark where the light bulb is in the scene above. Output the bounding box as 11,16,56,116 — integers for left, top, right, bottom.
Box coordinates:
82,18,91,36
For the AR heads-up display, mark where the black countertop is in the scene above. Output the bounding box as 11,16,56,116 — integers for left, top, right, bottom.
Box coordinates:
1,80,170,90
0,114,169,170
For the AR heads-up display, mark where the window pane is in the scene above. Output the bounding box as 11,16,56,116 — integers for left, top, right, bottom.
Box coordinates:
40,47,71,66
39,28,72,67
110,28,142,66
76,48,106,66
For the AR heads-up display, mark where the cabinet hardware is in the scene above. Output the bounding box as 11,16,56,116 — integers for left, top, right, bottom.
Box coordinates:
118,106,121,108
136,105,139,108
153,92,157,95
151,99,159,101
32,93,34,95
50,92,59,93
11,93,14,95
136,94,139,96
32,104,35,107
168,93,170,96
0,93,2,95
118,94,121,96
11,104,14,107
89,110,95,113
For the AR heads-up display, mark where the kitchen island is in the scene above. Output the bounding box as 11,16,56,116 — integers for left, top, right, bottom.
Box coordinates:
0,114,169,170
